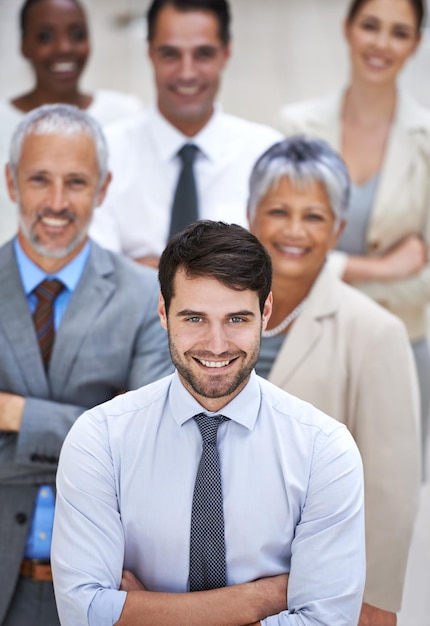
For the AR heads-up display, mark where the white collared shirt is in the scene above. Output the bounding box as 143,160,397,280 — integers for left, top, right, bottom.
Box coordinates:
89,106,282,259
52,371,365,626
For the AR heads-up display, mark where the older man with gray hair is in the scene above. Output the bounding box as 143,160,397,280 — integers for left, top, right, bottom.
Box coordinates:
0,103,173,626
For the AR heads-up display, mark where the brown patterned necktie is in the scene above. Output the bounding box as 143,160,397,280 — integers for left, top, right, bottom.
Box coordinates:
32,279,64,369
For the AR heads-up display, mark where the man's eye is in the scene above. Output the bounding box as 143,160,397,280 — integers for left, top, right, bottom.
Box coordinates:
230,317,244,323
188,317,202,323
160,49,179,60
195,47,217,60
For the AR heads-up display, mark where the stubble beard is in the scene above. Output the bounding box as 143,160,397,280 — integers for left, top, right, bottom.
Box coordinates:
168,334,261,401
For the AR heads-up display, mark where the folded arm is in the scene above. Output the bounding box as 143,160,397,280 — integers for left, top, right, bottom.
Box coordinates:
342,234,427,283
117,570,288,626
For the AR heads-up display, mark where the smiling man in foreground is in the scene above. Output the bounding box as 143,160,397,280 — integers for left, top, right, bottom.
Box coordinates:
52,220,365,626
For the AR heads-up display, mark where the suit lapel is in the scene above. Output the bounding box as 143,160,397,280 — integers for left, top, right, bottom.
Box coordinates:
49,244,116,393
307,90,344,150
369,96,416,236
0,242,48,395
268,266,339,388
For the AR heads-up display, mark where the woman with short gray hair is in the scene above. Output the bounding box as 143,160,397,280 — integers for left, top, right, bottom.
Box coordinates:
248,135,420,626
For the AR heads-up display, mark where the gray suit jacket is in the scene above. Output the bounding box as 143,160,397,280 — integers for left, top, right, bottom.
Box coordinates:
0,239,173,621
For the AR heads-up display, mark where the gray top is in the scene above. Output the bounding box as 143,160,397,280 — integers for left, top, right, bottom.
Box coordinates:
256,334,286,379
336,174,379,255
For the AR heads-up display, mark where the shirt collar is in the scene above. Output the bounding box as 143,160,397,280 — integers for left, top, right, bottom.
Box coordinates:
169,370,261,431
148,103,223,164
14,237,91,296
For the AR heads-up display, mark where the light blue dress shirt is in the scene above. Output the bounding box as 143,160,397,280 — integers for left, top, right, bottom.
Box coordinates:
52,371,365,626
14,237,91,559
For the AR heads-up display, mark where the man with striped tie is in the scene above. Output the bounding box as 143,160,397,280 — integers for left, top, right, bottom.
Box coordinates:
0,103,173,626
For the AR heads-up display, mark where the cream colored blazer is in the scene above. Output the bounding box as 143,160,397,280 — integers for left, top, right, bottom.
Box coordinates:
268,266,420,611
278,91,430,341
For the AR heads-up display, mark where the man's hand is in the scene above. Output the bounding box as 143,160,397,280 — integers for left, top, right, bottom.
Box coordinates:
121,570,147,592
359,603,397,626
0,391,25,432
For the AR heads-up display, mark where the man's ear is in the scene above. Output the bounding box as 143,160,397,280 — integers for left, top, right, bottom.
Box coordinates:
158,292,168,330
5,164,18,203
261,292,273,331
96,171,112,207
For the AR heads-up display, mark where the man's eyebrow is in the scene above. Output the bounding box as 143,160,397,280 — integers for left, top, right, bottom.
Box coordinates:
228,310,255,317
176,309,205,318
156,44,179,52
176,309,256,318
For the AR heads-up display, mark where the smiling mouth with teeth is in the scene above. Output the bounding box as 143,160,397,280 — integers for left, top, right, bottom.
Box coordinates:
50,61,78,73
197,358,233,368
174,85,201,96
41,216,70,227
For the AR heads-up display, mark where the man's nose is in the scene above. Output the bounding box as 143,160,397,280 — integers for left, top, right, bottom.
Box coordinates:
205,323,230,355
50,182,68,210
178,53,197,81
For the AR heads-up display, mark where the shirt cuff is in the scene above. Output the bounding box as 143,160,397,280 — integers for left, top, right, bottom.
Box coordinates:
88,589,127,626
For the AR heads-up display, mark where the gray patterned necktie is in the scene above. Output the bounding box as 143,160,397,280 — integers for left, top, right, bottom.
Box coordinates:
168,144,199,239
189,412,229,591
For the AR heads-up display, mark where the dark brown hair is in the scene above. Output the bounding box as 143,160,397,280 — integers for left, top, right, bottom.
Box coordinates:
147,0,231,44
158,221,272,313
346,0,425,30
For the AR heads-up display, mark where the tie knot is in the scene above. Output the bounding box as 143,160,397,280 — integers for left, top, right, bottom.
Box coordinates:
193,413,229,445
34,279,64,302
179,144,198,165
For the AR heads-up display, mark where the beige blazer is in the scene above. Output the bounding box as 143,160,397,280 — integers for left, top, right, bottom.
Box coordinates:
268,266,420,611
278,91,430,341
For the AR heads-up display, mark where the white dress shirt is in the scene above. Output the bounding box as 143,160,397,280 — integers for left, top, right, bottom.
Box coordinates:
89,106,282,259
52,371,365,626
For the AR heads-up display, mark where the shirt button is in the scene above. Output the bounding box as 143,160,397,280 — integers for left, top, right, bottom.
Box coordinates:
39,532,47,540
40,489,49,498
